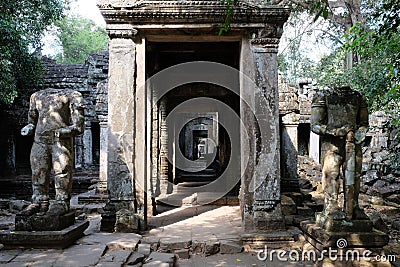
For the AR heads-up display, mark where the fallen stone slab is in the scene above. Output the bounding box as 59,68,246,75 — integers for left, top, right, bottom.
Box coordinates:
99,249,132,263
220,241,242,254
0,250,21,263
174,248,190,259
53,244,106,267
80,232,141,250
12,249,61,266
126,252,145,265
191,240,204,254
137,243,151,256
204,241,220,256
159,237,191,251
144,252,175,267
182,193,198,206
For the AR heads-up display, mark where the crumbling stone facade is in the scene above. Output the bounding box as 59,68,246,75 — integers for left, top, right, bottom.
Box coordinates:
361,111,400,204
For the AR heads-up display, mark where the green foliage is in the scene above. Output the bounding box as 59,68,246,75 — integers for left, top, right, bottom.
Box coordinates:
346,31,399,112
55,15,108,64
218,0,238,36
309,0,330,21
0,0,64,104
307,48,347,88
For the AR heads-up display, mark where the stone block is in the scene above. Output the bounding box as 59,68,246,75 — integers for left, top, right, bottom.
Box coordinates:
281,195,297,215
107,240,138,251
241,232,295,249
12,249,61,266
301,220,389,250
115,209,139,233
392,220,400,231
0,250,21,263
204,241,219,256
159,237,191,251
53,244,106,267
15,211,75,231
144,252,175,267
9,200,29,212
368,213,389,233
297,206,315,216
174,248,190,259
126,252,145,265
191,241,204,254
315,213,373,232
100,249,132,263
182,193,197,206
0,220,89,249
137,243,151,256
219,241,242,254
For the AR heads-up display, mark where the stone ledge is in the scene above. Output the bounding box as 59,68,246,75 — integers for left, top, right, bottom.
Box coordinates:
241,231,295,249
15,212,75,231
300,220,389,251
0,220,89,249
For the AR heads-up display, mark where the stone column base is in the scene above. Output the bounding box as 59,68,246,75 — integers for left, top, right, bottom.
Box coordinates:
300,220,389,251
241,232,295,250
100,200,143,233
315,212,374,232
15,211,75,231
0,220,89,249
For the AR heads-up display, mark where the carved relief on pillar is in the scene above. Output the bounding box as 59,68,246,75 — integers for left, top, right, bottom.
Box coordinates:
97,0,137,8
106,24,138,39
250,24,283,53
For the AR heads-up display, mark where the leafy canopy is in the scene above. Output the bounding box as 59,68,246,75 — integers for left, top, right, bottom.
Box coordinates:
0,0,65,104
55,15,108,64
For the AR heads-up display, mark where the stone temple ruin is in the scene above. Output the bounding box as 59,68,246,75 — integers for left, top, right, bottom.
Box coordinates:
0,0,399,263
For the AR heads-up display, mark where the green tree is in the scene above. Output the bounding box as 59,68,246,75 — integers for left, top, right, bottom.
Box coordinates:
0,0,65,104
55,15,108,64
344,0,400,120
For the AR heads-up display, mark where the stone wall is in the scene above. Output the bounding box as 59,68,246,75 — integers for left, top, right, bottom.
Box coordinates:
361,111,400,204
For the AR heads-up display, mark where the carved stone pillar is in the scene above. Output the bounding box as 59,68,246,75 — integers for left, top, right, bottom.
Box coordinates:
309,131,320,163
95,80,109,194
97,115,108,194
151,93,159,198
101,25,138,232
158,98,169,196
74,136,83,169
242,27,285,231
6,135,16,175
281,113,300,192
83,121,93,168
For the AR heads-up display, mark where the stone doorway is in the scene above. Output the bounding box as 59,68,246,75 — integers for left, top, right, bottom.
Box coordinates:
148,42,241,208
99,0,290,232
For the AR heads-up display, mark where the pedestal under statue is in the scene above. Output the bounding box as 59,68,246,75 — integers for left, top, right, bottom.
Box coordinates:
17,88,84,231
301,86,388,250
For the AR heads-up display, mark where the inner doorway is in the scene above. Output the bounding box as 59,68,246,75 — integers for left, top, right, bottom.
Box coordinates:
147,41,240,210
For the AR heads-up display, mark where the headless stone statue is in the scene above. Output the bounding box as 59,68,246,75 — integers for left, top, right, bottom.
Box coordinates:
20,88,84,217
311,86,369,223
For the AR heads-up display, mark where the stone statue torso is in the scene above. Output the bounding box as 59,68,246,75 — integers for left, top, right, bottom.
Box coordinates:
30,89,82,140
325,89,363,131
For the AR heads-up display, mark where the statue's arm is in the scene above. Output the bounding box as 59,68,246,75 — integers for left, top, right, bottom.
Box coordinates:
21,93,38,136
56,92,85,138
310,91,328,136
